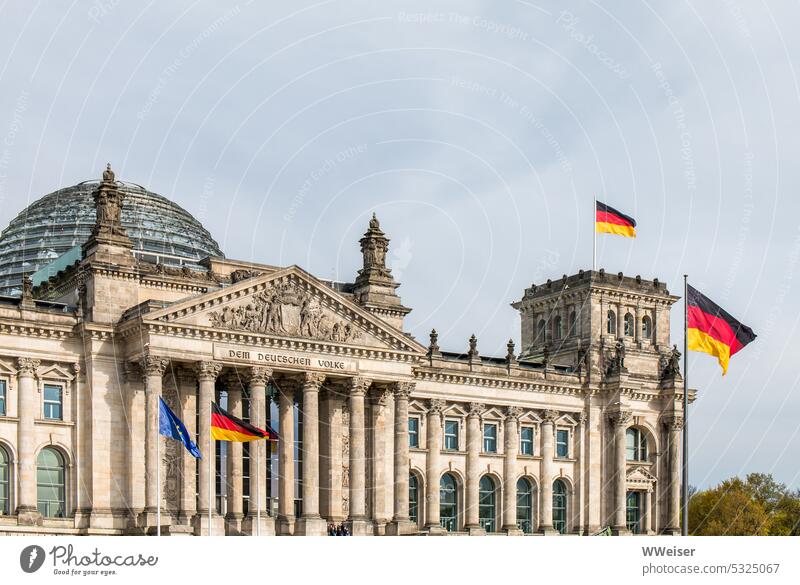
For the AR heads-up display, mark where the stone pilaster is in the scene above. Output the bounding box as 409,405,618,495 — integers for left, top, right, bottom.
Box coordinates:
663,415,683,535
346,376,372,535
502,406,523,534
193,360,222,536
465,401,485,534
610,409,633,534
424,399,447,534
242,366,274,535
124,362,145,529
296,372,327,536
387,381,416,535
539,409,558,534
16,357,41,525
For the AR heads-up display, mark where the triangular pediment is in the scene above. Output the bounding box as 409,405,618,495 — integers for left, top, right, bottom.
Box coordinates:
144,265,426,354
626,465,657,489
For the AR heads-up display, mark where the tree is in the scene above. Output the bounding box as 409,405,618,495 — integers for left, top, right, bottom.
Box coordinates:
689,478,769,535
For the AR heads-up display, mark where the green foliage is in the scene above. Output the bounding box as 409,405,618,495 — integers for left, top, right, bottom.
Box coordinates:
689,474,800,535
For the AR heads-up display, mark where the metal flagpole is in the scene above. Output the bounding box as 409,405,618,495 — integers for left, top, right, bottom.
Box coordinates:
157,402,161,537
682,274,689,536
208,403,213,536
593,196,597,271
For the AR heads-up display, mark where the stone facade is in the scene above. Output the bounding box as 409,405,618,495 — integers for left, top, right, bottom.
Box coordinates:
0,170,692,536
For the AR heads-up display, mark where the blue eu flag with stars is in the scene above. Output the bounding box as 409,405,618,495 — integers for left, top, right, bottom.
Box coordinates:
159,397,201,458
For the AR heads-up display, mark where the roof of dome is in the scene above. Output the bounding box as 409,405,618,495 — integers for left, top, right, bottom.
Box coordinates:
0,180,224,295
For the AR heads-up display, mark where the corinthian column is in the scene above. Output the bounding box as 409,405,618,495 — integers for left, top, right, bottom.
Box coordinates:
387,381,416,535
465,402,485,535
242,366,273,535
665,415,683,535
502,406,523,534
424,399,446,533
296,372,327,535
224,373,244,533
610,409,633,534
16,357,40,525
141,355,169,530
346,376,372,535
277,379,299,535
194,360,221,536
539,409,557,534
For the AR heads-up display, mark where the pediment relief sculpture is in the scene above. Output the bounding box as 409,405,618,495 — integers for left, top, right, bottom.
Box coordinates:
207,281,363,344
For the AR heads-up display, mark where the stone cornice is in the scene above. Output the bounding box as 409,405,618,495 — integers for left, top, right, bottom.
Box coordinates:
0,319,75,340
413,369,584,397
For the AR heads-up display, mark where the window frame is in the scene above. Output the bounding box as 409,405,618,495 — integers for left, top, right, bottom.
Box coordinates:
43,383,63,421
478,475,497,533
626,428,648,462
553,316,562,340
624,313,634,337
607,310,616,335
36,447,66,519
0,379,6,417
409,473,420,526
642,315,652,340
439,473,458,532
555,428,570,459
553,479,568,534
482,423,498,453
520,426,534,456
408,416,419,448
0,445,10,516
516,477,533,534
626,490,642,534
443,419,460,451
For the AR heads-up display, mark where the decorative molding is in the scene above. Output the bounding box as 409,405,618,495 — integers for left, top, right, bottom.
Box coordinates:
542,409,559,424
427,398,446,417
391,381,415,399
194,361,222,382
16,357,40,376
505,405,522,421
141,355,169,377
302,372,326,391
247,366,273,386
467,402,485,418
348,376,372,396
609,410,634,427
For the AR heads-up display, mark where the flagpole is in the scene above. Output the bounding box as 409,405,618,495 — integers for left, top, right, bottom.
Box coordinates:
157,399,161,537
682,274,689,536
592,195,597,271
208,402,213,536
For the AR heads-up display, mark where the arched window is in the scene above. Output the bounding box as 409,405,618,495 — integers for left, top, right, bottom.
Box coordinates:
37,447,65,518
440,473,458,532
537,319,546,343
553,316,562,340
626,428,648,461
516,478,533,534
607,310,616,335
409,474,419,525
0,445,10,515
478,476,497,532
624,313,634,337
642,316,652,340
553,479,568,534
568,311,577,336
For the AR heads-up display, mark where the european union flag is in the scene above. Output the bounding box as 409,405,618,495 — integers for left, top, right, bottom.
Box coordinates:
159,397,201,458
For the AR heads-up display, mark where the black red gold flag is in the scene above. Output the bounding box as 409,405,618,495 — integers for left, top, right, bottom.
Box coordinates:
211,402,278,442
596,201,636,238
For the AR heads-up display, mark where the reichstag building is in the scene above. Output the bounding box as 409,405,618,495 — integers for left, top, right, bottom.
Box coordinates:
0,167,689,536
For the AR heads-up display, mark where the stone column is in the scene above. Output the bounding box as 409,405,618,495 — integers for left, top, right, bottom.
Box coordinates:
370,387,393,532
224,374,244,533
277,380,298,535
388,381,416,535
124,362,145,527
665,415,683,534
177,367,197,527
616,302,624,338
585,400,602,533
296,372,326,535
322,387,345,522
346,376,372,535
424,399,446,533
502,406,522,534
642,490,651,534
539,409,557,534
142,355,169,530
242,366,273,535
610,410,633,534
194,361,221,535
16,357,40,524
634,304,641,342
465,402,485,534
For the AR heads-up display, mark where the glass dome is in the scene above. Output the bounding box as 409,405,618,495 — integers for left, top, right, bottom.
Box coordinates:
0,180,224,295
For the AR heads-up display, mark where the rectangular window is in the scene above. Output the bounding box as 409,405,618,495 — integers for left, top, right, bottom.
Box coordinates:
43,384,63,420
444,420,459,451
408,417,419,448
483,423,497,453
556,429,569,458
520,426,534,456
0,380,6,416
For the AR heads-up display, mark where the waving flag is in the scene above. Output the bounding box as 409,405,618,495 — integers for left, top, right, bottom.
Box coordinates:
596,201,636,238
159,397,201,458
211,402,277,442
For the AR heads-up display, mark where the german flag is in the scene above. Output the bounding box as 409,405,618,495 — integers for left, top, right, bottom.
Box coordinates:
687,284,756,375
211,402,278,442
596,201,636,238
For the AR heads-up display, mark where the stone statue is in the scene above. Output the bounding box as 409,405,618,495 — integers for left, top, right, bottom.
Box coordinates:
542,343,551,367
661,344,682,379
102,162,115,183
614,338,626,369
92,164,127,238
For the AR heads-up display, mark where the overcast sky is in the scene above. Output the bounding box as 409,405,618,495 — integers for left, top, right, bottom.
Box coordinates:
1,1,798,490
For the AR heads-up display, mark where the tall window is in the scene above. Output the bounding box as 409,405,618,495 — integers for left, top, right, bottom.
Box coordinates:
626,491,642,534
642,316,652,340
478,476,497,532
520,426,534,456
624,313,634,337
444,420,459,451
440,473,458,532
537,319,546,343
626,428,648,461
409,474,419,525
43,384,63,420
0,445,9,515
607,310,616,335
483,423,497,453
553,479,567,534
0,380,6,416
568,310,577,336
556,429,569,458
37,447,65,518
516,478,533,533
553,316,562,340
408,417,419,448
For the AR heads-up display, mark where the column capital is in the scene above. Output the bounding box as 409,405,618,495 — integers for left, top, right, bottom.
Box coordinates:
467,401,485,419
504,405,522,422
348,376,372,396
16,357,40,376
247,366,273,386
302,371,326,392
427,398,446,417
194,360,222,382
663,414,684,431
609,409,633,428
391,381,415,398
141,355,169,377
542,409,559,424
